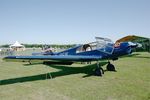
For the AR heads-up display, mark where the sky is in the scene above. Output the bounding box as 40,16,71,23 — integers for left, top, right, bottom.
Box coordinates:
0,0,150,44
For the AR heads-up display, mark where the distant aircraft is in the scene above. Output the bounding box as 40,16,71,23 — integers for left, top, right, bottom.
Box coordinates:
3,37,140,76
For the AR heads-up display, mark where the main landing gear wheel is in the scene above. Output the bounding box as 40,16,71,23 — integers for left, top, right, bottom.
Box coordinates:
94,62,104,76
94,68,104,76
106,62,116,71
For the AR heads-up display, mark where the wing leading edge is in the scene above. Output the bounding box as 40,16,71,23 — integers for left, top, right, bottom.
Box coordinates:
3,55,102,62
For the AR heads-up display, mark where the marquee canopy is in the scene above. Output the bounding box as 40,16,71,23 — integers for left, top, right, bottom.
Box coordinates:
116,35,149,43
10,41,25,48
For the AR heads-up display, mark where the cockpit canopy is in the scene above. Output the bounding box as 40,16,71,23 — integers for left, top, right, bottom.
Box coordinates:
76,37,115,54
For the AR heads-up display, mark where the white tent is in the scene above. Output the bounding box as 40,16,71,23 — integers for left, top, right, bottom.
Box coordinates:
10,41,25,51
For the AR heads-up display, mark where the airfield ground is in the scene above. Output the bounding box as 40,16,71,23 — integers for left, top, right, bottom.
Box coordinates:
0,52,150,100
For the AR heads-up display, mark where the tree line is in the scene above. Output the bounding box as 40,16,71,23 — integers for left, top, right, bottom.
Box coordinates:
0,44,77,49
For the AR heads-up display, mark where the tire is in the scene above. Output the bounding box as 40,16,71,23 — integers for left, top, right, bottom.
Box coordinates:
94,68,103,76
106,63,115,71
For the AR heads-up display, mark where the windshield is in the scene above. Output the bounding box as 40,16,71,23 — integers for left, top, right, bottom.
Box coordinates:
76,37,114,54
95,37,114,54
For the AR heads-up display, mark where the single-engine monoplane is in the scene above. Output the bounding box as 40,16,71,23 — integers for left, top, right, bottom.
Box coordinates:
3,37,140,76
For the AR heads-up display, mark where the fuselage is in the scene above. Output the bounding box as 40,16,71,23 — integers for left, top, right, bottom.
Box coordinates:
55,42,132,60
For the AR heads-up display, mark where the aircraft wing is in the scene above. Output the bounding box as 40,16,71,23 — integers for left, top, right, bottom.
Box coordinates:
3,55,102,62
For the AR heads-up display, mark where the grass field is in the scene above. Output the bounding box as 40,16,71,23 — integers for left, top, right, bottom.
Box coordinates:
0,52,150,100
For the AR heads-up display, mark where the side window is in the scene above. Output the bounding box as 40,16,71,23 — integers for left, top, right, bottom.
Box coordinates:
76,44,92,53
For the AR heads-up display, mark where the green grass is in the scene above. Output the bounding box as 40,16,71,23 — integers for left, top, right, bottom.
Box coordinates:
0,52,150,100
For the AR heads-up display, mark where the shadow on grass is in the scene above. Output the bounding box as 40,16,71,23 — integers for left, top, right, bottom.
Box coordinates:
0,62,108,85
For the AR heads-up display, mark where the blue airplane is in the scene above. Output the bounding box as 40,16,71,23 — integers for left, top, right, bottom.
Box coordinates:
3,37,139,76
